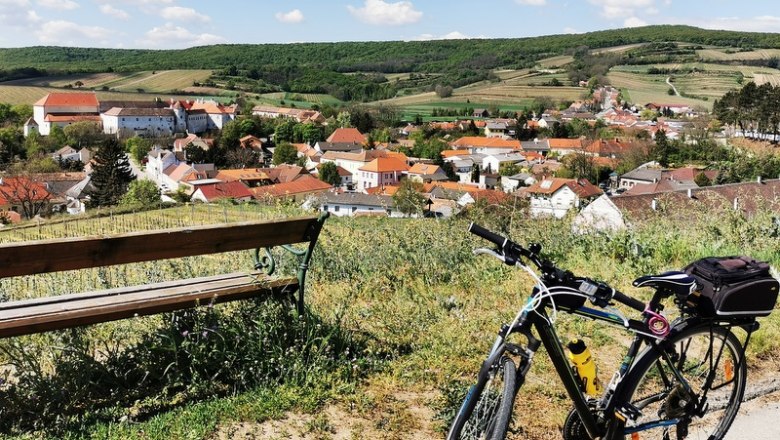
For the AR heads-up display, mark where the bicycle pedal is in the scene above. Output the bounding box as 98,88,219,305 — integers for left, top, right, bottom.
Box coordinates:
615,402,642,423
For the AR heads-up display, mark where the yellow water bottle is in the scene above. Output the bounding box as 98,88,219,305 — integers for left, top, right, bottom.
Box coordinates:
567,339,603,396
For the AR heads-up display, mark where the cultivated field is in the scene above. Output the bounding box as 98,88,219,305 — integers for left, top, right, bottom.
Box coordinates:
609,70,714,109
698,48,780,61
536,55,574,68
1,70,213,94
3,72,126,88
0,85,225,105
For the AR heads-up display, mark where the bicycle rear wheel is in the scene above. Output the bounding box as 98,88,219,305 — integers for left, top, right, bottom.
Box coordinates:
448,355,517,440
618,324,746,440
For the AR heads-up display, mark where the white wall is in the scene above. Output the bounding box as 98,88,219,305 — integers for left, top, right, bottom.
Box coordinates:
530,186,578,218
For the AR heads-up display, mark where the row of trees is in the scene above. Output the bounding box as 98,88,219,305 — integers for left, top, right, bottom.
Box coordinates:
714,81,780,141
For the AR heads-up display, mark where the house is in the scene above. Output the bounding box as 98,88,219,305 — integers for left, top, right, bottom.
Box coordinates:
173,133,213,152
251,105,326,124
526,178,602,218
191,181,253,203
521,139,551,155
30,92,100,136
327,127,366,144
484,122,510,138
472,109,489,118
357,157,410,190
146,148,180,186
406,163,448,183
450,137,522,155
585,139,633,158
482,153,525,175
101,107,176,137
618,166,717,192
189,100,238,130
501,173,536,193
161,163,212,192
537,115,560,129
312,192,401,218
548,138,585,157
64,175,94,214
36,172,87,213
313,141,364,154
645,103,695,117
576,179,780,232
213,169,272,188
0,176,52,219
51,146,80,162
250,175,332,202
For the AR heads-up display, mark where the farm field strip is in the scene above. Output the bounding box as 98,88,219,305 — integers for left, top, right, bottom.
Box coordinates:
0,85,224,105
536,55,574,68
697,48,780,61
110,70,213,92
607,71,712,108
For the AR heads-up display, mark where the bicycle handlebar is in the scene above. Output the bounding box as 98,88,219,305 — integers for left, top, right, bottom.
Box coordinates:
469,222,646,313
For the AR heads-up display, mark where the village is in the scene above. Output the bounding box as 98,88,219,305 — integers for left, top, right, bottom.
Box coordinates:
1,86,777,231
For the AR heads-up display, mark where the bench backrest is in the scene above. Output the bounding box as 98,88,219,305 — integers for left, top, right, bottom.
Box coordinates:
0,215,321,278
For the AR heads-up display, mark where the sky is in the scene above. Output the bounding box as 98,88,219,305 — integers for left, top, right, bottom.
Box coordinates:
0,0,779,49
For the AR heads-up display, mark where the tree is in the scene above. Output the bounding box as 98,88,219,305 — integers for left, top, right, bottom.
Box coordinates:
74,80,84,88
652,129,670,167
694,172,712,187
126,136,153,163
564,152,596,181
184,143,209,164
120,179,161,206
226,148,259,168
435,85,453,98
87,138,135,207
272,142,298,165
319,161,341,186
392,179,425,217
0,168,51,218
63,121,103,148
471,164,481,183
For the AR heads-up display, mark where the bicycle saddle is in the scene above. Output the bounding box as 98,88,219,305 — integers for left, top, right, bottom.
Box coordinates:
632,271,696,297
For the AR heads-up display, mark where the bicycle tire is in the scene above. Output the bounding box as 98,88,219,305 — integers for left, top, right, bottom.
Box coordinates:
617,324,746,440
448,356,517,440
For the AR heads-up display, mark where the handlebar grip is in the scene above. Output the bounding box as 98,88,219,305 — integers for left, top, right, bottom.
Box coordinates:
468,222,508,248
612,290,645,312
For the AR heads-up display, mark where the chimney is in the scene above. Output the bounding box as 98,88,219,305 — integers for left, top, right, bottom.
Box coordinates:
733,197,739,211
757,175,763,184
687,188,693,198
651,198,657,211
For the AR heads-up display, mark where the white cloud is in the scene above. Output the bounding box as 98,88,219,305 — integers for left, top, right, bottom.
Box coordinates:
160,6,210,23
587,0,655,19
37,0,79,10
99,4,129,20
693,15,780,33
36,19,111,44
275,9,304,24
0,0,40,27
140,23,227,48
563,27,580,34
412,31,484,41
624,16,648,27
515,0,546,5
347,0,422,26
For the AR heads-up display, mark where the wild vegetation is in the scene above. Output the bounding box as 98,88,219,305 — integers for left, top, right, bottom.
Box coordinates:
0,200,778,439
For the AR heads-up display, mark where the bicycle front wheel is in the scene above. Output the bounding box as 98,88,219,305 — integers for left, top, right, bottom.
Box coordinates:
448,355,517,440
619,324,747,440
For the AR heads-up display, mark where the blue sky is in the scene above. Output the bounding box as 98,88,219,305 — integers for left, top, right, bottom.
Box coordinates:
0,0,779,49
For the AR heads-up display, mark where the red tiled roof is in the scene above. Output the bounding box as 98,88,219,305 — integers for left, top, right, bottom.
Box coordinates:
451,136,522,150
548,138,584,149
327,128,366,144
527,178,602,198
359,157,410,173
197,181,253,201
44,114,101,123
34,92,99,108
408,163,442,175
250,175,332,198
214,169,271,182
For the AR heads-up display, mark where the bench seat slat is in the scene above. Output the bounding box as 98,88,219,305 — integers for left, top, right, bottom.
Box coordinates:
0,272,298,339
0,216,319,278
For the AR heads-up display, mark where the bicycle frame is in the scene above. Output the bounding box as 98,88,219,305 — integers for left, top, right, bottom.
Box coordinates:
491,301,667,439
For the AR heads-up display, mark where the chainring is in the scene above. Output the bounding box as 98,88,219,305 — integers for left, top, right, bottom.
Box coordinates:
562,407,592,440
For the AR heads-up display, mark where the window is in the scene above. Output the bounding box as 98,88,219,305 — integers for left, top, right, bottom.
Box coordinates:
323,205,328,211
334,206,340,212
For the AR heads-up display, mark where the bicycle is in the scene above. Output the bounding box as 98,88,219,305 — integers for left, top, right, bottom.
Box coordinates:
448,223,775,440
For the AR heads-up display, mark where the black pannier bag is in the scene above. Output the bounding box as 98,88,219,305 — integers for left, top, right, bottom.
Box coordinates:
684,256,779,318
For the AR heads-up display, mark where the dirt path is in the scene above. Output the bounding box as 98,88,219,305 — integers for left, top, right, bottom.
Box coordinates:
666,76,680,96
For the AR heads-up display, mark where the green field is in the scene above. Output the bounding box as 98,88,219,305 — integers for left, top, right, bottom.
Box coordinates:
2,70,213,94
0,84,227,105
608,70,714,109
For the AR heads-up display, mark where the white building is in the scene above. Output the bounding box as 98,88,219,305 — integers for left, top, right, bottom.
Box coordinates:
526,178,602,218
313,192,403,218
482,153,525,175
102,108,176,136
356,157,410,190
30,92,100,136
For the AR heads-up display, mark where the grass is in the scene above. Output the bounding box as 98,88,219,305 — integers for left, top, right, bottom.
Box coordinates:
607,70,713,109
1,199,780,439
698,48,780,61
108,70,213,93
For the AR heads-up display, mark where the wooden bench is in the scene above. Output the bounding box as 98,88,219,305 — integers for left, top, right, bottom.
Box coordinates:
0,213,328,339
